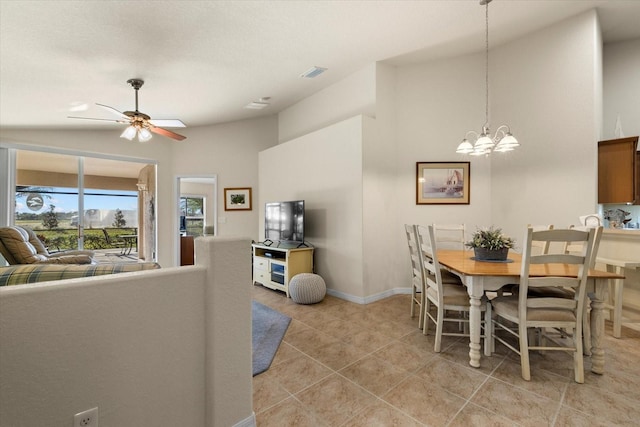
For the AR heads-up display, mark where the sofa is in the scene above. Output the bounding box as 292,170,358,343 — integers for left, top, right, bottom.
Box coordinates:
0,225,95,265
0,262,161,286
0,225,161,286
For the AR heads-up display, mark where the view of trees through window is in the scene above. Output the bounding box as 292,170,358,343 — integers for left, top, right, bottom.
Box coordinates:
15,186,138,251
180,196,204,236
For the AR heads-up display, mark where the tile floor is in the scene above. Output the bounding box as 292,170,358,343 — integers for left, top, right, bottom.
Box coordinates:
252,285,640,426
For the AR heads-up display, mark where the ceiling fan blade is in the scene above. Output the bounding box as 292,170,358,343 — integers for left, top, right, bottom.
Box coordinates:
150,126,187,141
96,103,130,120
149,119,186,128
67,116,128,124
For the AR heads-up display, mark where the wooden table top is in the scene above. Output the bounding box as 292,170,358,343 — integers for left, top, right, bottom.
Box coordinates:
437,250,624,280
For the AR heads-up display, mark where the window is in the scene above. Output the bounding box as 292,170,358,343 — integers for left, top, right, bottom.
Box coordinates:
180,196,205,236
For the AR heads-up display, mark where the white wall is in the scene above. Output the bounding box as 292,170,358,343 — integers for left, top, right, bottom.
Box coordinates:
491,10,601,242
0,237,254,427
393,52,494,291
173,116,277,242
259,116,364,298
362,63,399,299
1,115,278,266
278,64,376,143
269,10,606,301
603,38,640,139
180,180,216,229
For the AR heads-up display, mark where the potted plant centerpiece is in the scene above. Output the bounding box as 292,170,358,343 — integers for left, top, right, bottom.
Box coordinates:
466,226,515,261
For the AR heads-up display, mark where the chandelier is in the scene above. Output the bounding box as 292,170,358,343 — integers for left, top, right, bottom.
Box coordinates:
456,0,519,156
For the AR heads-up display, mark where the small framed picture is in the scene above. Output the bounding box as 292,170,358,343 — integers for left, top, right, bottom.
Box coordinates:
224,187,252,211
416,162,470,205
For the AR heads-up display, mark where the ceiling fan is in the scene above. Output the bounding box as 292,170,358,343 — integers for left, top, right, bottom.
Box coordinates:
68,78,187,142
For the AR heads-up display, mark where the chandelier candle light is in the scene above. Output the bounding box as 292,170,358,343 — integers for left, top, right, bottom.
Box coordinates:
456,0,519,156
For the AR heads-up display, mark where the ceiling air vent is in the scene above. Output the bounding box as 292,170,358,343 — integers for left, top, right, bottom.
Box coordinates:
300,66,327,78
244,97,271,110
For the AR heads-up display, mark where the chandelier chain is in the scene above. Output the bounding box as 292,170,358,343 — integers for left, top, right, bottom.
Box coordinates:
484,1,489,128
456,0,519,155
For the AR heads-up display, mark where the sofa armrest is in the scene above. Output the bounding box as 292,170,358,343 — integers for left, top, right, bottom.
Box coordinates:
38,254,94,264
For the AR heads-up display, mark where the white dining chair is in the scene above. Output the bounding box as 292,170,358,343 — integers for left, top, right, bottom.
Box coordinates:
490,226,597,383
432,223,466,250
416,224,491,354
527,224,554,255
404,224,425,329
432,223,466,285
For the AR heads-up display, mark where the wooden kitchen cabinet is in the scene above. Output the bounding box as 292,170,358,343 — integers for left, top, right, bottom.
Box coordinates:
598,136,640,204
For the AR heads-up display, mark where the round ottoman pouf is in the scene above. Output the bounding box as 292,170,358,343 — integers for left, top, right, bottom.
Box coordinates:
289,273,326,304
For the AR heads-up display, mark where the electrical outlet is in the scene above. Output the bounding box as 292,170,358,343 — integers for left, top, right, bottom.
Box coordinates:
74,407,98,427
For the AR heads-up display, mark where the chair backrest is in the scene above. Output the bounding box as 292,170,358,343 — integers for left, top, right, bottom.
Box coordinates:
519,227,597,326
432,223,466,250
562,225,603,268
404,224,423,286
415,224,444,305
526,224,554,255
0,226,49,265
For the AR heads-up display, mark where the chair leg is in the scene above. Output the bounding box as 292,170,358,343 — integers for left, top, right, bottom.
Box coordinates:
613,276,624,338
418,290,426,330
422,301,429,336
583,304,592,356
434,306,444,352
519,324,531,381
574,324,585,383
410,294,415,318
483,302,492,356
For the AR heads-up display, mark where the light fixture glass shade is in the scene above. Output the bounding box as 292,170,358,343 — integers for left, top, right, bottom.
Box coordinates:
120,125,137,140
474,134,494,150
138,127,153,142
497,133,519,148
456,139,474,154
493,144,515,152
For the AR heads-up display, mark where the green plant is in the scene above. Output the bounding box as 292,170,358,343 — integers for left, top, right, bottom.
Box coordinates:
112,208,127,228
466,226,515,251
41,204,59,230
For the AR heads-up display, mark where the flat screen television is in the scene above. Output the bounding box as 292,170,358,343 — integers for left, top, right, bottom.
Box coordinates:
265,200,305,244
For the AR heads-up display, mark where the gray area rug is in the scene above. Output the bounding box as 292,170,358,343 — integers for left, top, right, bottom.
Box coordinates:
252,301,291,376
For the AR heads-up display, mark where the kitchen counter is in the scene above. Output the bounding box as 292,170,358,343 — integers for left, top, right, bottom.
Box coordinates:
597,229,640,332
602,228,640,237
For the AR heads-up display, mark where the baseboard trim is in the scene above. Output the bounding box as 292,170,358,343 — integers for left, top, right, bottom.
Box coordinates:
326,287,411,305
232,412,256,427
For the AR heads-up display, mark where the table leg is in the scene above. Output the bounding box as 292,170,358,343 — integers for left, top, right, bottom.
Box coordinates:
466,278,483,368
589,278,609,375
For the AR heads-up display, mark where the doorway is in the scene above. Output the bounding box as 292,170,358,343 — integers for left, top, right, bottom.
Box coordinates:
176,175,217,265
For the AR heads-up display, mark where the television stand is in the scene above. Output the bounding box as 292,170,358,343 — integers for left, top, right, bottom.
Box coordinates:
252,243,314,297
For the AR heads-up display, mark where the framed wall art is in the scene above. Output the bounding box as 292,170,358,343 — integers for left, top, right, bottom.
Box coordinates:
416,162,470,205
224,187,252,211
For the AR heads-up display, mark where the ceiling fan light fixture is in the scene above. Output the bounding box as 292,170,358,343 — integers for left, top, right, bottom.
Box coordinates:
120,125,137,141
138,127,153,142
69,78,187,142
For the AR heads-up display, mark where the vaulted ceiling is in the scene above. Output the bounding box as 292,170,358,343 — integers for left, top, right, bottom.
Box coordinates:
1,1,639,131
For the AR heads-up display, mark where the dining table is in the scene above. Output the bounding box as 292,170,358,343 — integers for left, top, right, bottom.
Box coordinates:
437,249,624,374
